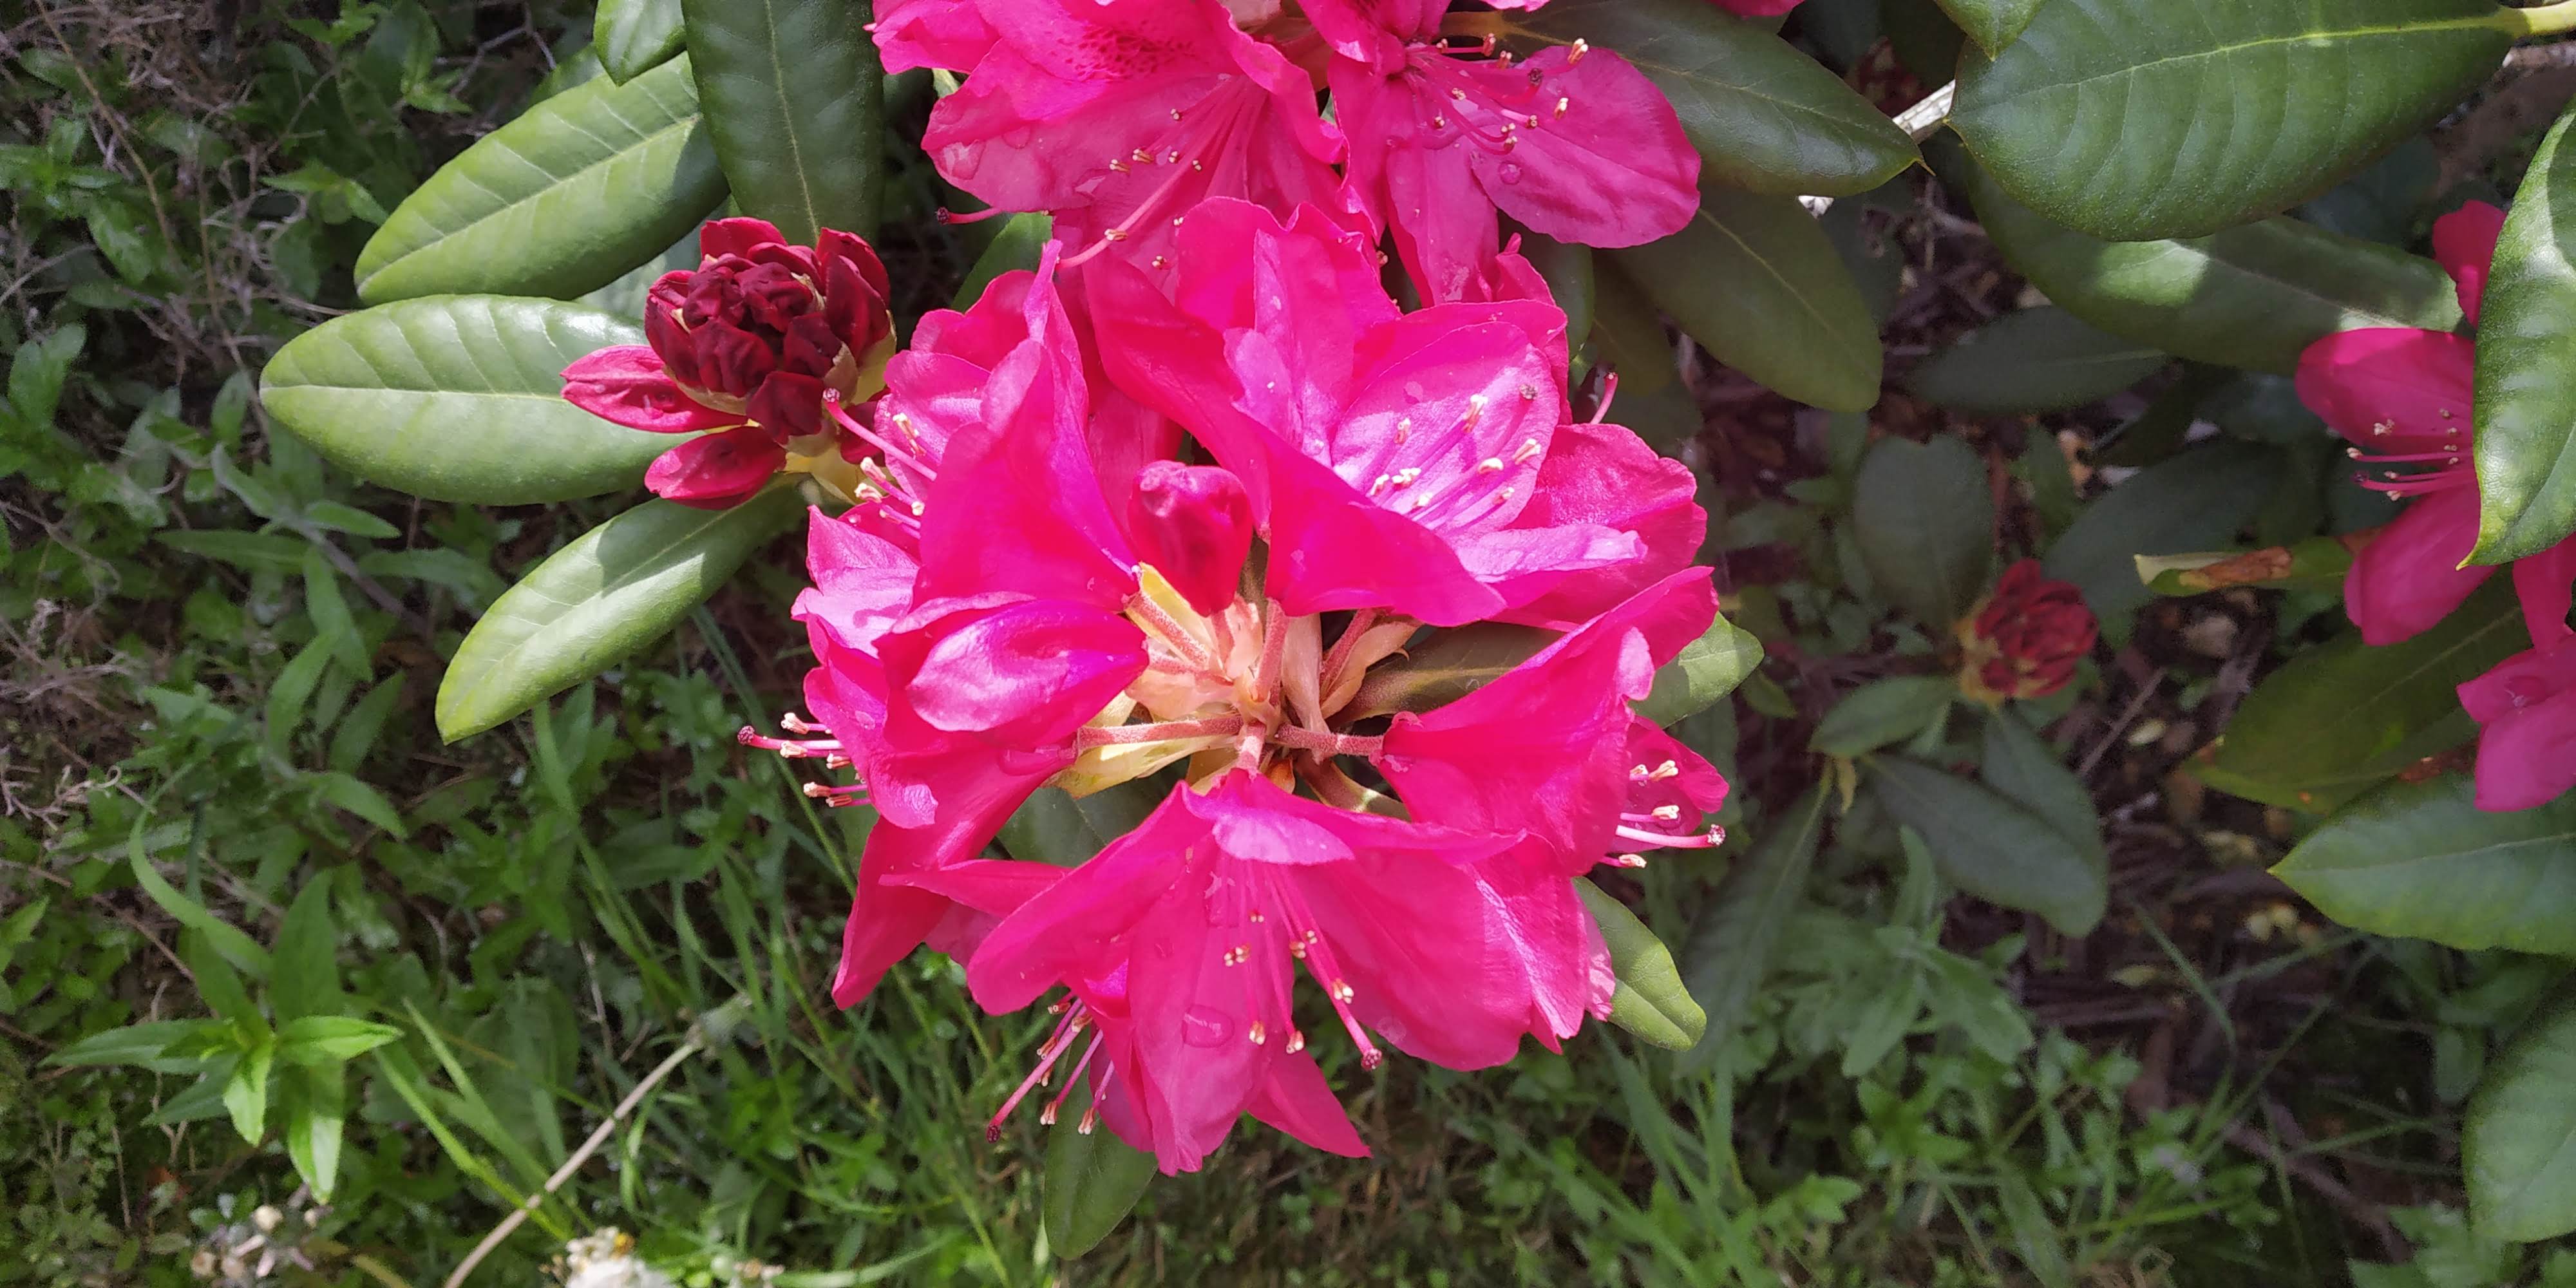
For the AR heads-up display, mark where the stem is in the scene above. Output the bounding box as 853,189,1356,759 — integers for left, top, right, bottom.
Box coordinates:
1074,715,1244,748
1270,726,1385,758
2501,0,2576,36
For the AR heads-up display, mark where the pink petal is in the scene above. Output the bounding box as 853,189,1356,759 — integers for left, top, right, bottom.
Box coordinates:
893,597,1145,744
700,217,790,261
2293,328,2476,454
871,0,999,75
2344,487,2494,647
1489,419,1707,627
2435,200,2506,327
562,346,740,433
1247,1052,1370,1159
833,786,1061,1007
794,507,920,654
2514,534,2576,646
2461,650,2576,811
1464,47,1699,251
643,428,782,508
1126,462,1256,615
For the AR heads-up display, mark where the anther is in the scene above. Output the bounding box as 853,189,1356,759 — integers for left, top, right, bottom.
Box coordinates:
1249,1021,1267,1045
1285,1029,1306,1053
1608,853,1648,868
1569,38,1589,63
1513,437,1543,463
1520,384,1539,401
1653,804,1681,822
1555,95,1569,118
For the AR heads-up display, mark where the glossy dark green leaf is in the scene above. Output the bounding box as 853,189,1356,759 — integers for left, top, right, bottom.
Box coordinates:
2275,774,2576,954
1043,1083,1157,1258
1495,0,1916,197
436,489,801,740
1952,0,2509,241
1979,713,2108,882
1577,878,1707,1050
2042,440,2282,639
260,296,672,504
1514,227,1596,357
952,212,1052,310
356,57,724,303
1868,755,2107,934
1588,258,1676,396
2197,585,2524,813
1634,611,1766,726
2474,107,2576,564
1811,676,1956,757
1678,786,1824,1069
684,0,884,242
998,781,1166,867
1909,307,2166,416
1343,622,1553,722
597,0,685,82
1852,435,1993,629
2467,1002,2576,1242
1610,179,1882,411
1956,148,2465,374
1935,0,2044,53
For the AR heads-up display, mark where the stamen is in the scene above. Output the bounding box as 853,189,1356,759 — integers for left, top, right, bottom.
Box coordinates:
934,206,1010,225
1613,823,1726,851
1270,726,1387,758
1126,591,1222,672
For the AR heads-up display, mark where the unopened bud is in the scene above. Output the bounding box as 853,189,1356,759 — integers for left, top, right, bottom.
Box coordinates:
1126,462,1256,616
1956,560,2096,703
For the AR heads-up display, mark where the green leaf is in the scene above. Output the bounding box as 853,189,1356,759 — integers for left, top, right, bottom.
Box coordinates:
2136,536,2357,597
270,882,339,1023
306,771,410,838
1935,0,2045,54
1979,712,2108,881
436,489,801,740
225,1039,274,1143
999,781,1166,867
1609,179,1881,411
952,213,1052,310
2197,586,2524,813
1852,435,1993,629
1514,228,1596,358
1634,611,1766,726
1042,1083,1157,1258
1589,258,1675,396
1953,145,2465,375
2042,440,2282,640
1679,786,1826,1068
1577,878,1707,1050
277,1016,404,1065
9,324,85,428
2468,1001,2576,1242
1811,676,1957,757
1951,0,2508,241
2474,106,2576,564
355,57,725,303
301,500,401,540
1495,0,1917,197
45,1020,209,1068
1342,622,1553,722
131,823,270,980
1868,755,2107,935
301,548,370,677
283,1063,348,1202
153,530,308,575
146,1065,238,1127
260,296,676,504
597,0,685,82
1908,307,2166,416
2275,775,2576,954
683,0,884,242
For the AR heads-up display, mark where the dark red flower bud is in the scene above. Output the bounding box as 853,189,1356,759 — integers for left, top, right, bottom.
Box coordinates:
1957,560,2097,702
1126,462,1256,616
638,217,896,445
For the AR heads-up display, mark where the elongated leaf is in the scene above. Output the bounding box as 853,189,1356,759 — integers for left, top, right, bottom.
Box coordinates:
45,1020,207,1068
1043,1083,1157,1258
1909,307,2166,416
131,824,270,980
1577,878,1707,1050
1952,0,2508,241
270,882,339,1024
1610,178,1881,412
1853,435,1993,629
1680,786,1825,1068
1869,755,2107,935
2137,536,2357,597
284,1064,348,1202
1495,0,1916,197
2197,585,2523,813
225,1039,274,1143
1955,147,2464,375
1980,713,2108,880
684,0,884,242
1937,0,2045,54
2474,107,2576,564
1634,612,1765,726
436,489,801,740
2468,1002,2576,1242
261,297,668,505
2042,440,2282,639
2275,775,2576,954
277,1016,404,1065
1589,258,1676,397
1343,623,1552,721
597,0,685,82
356,57,724,303
1811,676,1956,757
999,782,1166,867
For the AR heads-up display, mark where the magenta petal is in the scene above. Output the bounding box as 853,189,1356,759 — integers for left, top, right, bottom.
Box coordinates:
1126,462,1256,616
2345,488,2493,647
2461,647,2576,811
2513,535,2576,645
898,598,1144,743
835,788,1055,1007
700,217,790,261
2293,328,2476,453
643,429,782,508
1466,48,1698,251
562,346,740,433
1490,419,1706,627
795,507,920,654
1247,1052,1370,1159
871,0,998,74
2435,200,2507,327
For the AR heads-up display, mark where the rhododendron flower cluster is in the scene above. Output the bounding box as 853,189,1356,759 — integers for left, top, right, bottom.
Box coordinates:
563,218,896,509
875,0,1701,303
1956,560,2096,703
740,200,1724,1172
2295,201,2576,811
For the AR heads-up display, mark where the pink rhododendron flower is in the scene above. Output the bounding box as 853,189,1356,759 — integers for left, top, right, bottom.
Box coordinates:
562,218,895,508
2296,202,2576,649
1300,0,1698,301
2459,636,2576,811
1093,198,1701,628
886,0,1349,278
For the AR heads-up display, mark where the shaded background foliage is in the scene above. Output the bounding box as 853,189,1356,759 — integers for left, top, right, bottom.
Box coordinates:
7,3,2576,1287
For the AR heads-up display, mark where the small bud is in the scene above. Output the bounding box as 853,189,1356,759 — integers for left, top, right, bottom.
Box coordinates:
1956,560,2098,703
1126,462,1257,616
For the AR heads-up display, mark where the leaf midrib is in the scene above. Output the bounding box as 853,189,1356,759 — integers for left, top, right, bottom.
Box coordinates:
1978,17,2503,104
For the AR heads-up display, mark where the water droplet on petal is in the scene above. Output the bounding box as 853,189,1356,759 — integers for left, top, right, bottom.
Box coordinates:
1497,162,1524,185
1182,1007,1233,1048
